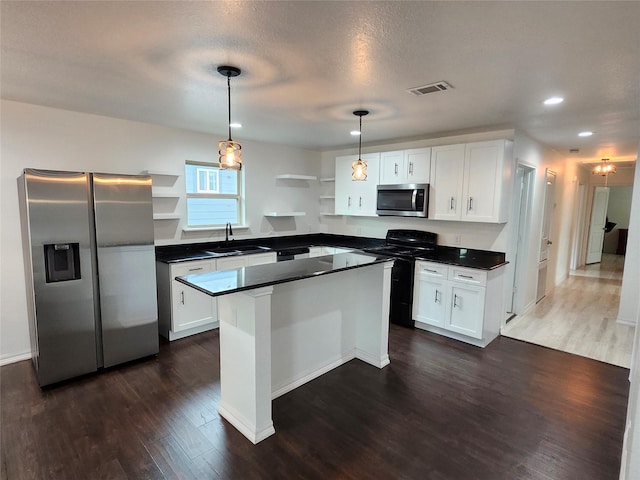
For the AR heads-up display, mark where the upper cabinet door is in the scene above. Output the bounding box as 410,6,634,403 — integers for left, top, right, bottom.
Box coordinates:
462,140,512,223
379,148,431,185
379,151,406,185
430,144,465,220
405,147,431,184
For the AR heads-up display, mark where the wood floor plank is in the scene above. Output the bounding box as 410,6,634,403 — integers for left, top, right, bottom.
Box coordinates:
1,325,629,480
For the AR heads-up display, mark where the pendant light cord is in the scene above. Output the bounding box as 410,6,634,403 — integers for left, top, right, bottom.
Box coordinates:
358,115,363,158
227,75,232,141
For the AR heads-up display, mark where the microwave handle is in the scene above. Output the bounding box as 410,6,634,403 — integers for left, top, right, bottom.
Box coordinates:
412,189,418,210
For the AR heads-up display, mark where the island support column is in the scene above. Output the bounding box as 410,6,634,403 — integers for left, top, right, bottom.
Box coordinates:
217,286,275,444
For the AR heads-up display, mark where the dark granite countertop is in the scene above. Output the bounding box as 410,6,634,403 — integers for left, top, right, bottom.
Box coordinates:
414,245,507,270
175,251,394,297
155,233,384,264
157,233,506,270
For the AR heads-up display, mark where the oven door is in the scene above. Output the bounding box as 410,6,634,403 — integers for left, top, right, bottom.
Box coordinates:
376,184,429,217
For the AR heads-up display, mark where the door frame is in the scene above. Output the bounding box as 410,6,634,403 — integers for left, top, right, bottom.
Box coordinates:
505,162,536,319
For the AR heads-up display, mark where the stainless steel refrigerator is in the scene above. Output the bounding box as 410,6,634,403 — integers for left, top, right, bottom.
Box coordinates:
18,169,159,387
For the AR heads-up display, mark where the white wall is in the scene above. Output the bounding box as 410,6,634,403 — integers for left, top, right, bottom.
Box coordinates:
621,143,640,478
0,100,322,364
618,144,640,326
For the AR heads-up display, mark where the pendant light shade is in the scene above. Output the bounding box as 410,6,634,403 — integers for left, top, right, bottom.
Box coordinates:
352,110,369,181
217,66,242,170
592,158,616,176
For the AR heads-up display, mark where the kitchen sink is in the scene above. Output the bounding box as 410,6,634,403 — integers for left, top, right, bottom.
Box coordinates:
203,245,272,256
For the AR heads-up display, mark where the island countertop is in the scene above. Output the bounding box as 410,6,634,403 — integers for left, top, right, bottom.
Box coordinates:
175,251,394,297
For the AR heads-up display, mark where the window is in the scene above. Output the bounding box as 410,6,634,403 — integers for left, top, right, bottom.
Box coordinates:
185,161,243,227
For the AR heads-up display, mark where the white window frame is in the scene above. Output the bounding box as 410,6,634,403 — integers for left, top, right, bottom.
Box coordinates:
185,160,244,227
196,167,219,193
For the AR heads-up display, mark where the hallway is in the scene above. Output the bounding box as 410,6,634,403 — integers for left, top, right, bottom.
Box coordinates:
501,253,634,368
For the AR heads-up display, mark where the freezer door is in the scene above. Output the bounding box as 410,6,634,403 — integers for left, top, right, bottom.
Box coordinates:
21,169,98,386
92,173,159,367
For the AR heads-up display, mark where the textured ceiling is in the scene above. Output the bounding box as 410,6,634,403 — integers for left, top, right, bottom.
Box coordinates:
1,1,639,165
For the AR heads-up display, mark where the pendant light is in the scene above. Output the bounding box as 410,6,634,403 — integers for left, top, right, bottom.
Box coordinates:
217,65,242,170
592,158,616,177
352,110,369,181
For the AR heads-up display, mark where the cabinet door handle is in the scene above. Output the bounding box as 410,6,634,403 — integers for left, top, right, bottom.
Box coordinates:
409,162,414,175
394,163,398,174
181,291,185,305
424,268,438,274
458,274,474,279
348,196,352,207
434,289,440,303
450,196,455,211
188,267,204,272
468,197,473,211
453,293,459,308
359,196,363,207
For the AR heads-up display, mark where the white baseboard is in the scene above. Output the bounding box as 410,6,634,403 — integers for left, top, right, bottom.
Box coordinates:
617,317,637,327
167,321,219,341
218,402,275,444
0,351,32,367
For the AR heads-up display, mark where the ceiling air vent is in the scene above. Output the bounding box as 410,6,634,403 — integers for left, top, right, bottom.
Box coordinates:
407,81,454,96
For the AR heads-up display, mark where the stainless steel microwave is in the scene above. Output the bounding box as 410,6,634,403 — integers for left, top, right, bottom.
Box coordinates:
376,183,429,217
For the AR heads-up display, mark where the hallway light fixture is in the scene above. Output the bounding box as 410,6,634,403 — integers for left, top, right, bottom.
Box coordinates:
592,158,616,177
352,110,369,181
217,65,242,170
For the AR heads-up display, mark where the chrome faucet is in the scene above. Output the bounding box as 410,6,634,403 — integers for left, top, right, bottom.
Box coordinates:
225,222,233,242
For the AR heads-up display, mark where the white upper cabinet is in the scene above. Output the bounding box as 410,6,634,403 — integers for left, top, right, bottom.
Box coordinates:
430,140,513,223
379,148,431,185
335,153,380,216
430,144,466,221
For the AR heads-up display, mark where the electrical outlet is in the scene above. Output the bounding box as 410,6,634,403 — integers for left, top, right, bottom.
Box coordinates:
453,234,461,245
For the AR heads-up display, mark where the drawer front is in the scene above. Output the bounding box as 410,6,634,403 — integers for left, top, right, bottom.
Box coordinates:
171,259,215,277
415,261,447,279
448,266,487,286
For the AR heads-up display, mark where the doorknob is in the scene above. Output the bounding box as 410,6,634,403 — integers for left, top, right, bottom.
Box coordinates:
547,240,553,245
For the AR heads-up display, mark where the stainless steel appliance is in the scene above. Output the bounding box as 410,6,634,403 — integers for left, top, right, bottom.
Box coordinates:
364,229,437,327
18,169,159,387
376,183,429,217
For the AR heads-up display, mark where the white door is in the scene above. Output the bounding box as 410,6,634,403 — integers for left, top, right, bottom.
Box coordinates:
536,169,556,302
539,170,556,262
586,186,610,264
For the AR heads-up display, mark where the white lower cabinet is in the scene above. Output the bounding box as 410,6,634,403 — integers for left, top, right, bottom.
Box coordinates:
156,251,277,341
413,260,504,347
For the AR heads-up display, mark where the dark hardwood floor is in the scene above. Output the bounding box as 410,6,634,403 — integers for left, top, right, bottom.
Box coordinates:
1,325,629,480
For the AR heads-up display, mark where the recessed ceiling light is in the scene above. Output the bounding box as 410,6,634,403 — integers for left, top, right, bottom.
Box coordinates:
350,130,361,136
578,131,593,137
543,96,564,105
230,122,242,128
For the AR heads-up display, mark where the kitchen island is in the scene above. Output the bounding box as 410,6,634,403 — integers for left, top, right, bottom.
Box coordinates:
176,252,394,444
